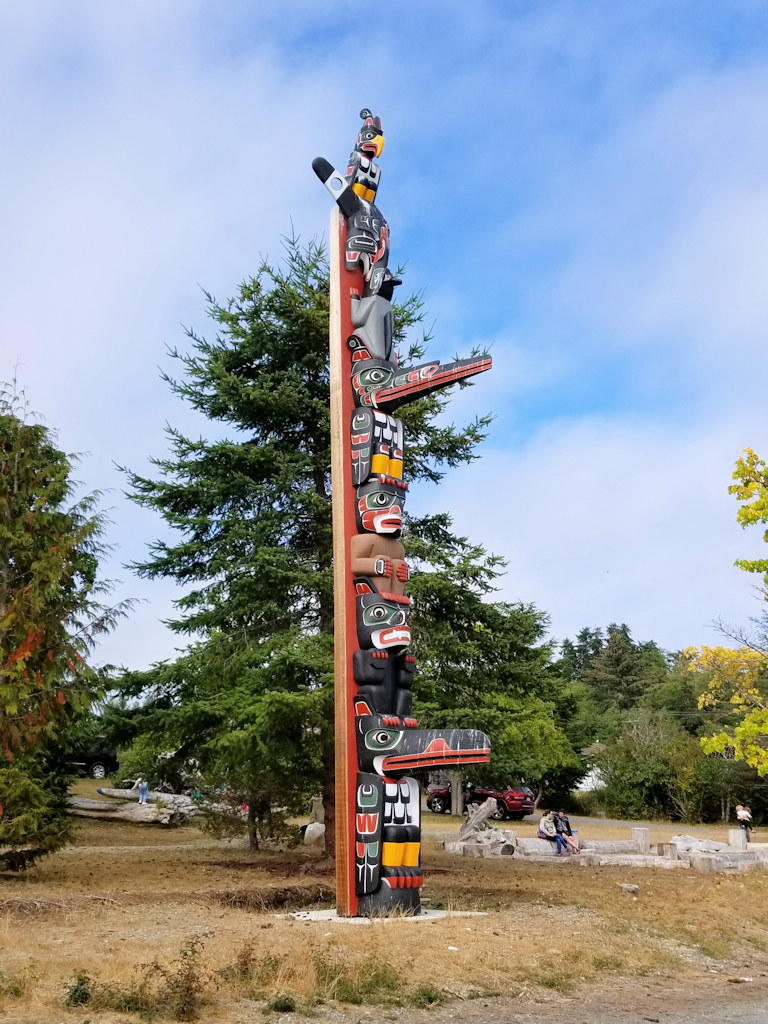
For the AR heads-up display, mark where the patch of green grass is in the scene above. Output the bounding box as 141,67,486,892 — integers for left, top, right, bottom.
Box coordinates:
264,992,297,1013
592,955,623,971
537,971,575,993
97,980,158,1019
310,949,402,1005
696,939,731,960
333,978,362,1004
357,956,400,995
409,985,444,1007
64,971,92,1006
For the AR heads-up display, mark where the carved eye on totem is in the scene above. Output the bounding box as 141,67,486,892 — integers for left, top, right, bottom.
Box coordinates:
359,367,389,386
362,604,405,628
370,492,392,507
364,729,402,751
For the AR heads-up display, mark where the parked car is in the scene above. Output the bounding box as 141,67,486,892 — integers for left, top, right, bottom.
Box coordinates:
72,750,119,779
426,782,535,820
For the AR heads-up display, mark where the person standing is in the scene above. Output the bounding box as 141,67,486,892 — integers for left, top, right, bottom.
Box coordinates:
736,804,752,841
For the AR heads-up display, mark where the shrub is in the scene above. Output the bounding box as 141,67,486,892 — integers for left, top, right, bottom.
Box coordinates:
148,933,211,1020
64,971,92,1006
264,992,297,1013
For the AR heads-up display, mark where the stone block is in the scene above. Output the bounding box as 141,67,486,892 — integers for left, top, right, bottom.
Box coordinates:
729,828,748,852
631,827,650,853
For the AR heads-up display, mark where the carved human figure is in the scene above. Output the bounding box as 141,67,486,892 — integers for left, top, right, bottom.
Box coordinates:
351,474,408,595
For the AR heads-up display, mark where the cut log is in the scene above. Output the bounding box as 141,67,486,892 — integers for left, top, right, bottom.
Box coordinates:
448,770,463,816
458,797,496,839
670,834,729,854
577,853,688,868
516,837,561,856
69,794,198,826
97,786,159,802
578,840,640,855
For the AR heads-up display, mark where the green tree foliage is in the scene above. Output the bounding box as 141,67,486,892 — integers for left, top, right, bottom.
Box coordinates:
595,706,759,823
0,387,129,867
555,624,670,750
679,450,768,791
120,238,572,848
406,520,580,798
581,626,667,714
554,623,763,822
730,447,768,584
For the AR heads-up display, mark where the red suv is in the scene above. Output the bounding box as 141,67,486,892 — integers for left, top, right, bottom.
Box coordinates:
426,782,535,821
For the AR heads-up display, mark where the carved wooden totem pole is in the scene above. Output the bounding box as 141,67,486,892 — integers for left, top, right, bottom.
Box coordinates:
314,110,493,916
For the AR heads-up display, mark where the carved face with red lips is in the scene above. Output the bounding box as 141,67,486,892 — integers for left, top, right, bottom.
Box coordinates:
356,592,411,651
356,479,405,535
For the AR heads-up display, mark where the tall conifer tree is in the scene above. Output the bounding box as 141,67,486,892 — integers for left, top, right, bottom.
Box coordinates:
0,386,128,867
123,239,565,851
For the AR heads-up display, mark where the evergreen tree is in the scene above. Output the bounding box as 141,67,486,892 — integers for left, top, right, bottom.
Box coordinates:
559,627,605,682
406,516,581,798
0,385,129,867
122,238,567,850
580,624,666,713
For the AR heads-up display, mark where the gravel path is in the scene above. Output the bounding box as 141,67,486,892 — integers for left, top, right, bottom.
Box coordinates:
306,974,768,1024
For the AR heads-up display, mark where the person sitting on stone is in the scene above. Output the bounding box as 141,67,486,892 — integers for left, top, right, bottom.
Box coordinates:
555,809,579,854
537,809,560,850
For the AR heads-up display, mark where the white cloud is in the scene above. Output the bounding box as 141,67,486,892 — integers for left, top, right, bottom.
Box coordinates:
435,412,767,651
4,1,768,670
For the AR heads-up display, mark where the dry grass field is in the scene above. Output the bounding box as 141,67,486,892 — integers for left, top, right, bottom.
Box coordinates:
1,786,767,1022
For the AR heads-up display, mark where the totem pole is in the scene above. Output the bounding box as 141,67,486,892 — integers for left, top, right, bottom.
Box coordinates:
314,110,493,916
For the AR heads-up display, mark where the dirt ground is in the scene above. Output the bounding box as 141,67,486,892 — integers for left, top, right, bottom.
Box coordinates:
353,974,768,1024
1,791,767,1023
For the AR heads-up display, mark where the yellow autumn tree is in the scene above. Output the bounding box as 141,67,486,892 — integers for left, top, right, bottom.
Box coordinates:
730,447,768,584
685,646,768,774
690,450,768,773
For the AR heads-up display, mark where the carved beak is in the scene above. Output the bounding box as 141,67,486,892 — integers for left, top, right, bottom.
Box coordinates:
363,135,385,158
379,733,491,773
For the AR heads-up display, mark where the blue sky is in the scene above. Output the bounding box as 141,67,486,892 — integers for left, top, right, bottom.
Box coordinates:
3,0,768,668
